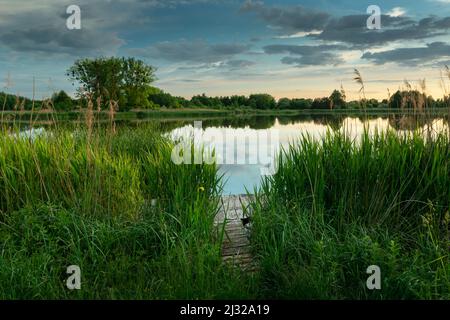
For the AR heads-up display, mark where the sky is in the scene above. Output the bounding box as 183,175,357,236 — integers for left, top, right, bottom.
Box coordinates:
0,0,450,100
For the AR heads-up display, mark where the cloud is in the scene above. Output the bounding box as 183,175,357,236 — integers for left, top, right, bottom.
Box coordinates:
0,1,128,56
263,44,347,67
0,0,223,57
132,39,250,63
0,23,124,56
241,1,450,56
314,15,450,47
361,42,450,65
240,0,330,34
387,7,406,17
223,59,256,69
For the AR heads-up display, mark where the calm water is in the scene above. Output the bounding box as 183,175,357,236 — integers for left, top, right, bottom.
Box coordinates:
168,115,449,195
12,114,450,195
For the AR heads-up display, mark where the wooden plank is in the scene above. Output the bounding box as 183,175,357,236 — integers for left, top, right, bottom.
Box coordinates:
216,195,256,272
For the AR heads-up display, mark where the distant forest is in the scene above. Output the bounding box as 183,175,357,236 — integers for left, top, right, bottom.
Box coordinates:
2,88,449,113
1,57,449,112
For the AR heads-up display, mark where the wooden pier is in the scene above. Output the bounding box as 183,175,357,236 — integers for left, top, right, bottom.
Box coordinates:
216,195,256,271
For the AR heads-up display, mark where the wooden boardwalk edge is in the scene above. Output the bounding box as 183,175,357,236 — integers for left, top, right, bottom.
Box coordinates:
215,195,256,271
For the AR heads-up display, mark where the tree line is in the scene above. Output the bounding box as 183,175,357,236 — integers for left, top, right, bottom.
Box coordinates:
1,57,449,112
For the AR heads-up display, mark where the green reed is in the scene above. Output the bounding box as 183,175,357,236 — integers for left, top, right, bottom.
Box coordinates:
250,130,449,299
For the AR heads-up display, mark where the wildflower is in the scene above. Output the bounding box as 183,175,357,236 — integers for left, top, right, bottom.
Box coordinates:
443,211,450,226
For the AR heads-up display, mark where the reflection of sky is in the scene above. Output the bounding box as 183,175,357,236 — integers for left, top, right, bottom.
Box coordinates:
170,117,449,195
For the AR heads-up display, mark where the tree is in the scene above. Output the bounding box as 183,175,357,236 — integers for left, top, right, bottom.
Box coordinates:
149,91,177,108
388,90,427,110
67,57,156,111
290,98,312,109
52,90,74,111
312,97,331,109
277,98,291,109
248,94,276,109
389,90,403,109
121,57,157,109
329,89,346,109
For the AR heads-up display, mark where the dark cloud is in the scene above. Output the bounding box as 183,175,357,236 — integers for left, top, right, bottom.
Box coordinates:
362,42,450,65
241,0,330,34
0,0,223,57
0,25,123,56
133,40,250,63
315,15,450,47
0,2,126,56
263,44,346,67
241,1,450,53
224,59,256,69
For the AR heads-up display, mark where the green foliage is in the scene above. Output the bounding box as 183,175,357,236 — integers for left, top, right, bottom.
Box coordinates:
388,90,431,110
250,130,450,299
248,94,276,109
67,57,156,111
312,97,332,109
0,92,35,111
0,124,449,299
52,91,74,111
0,125,259,299
329,89,346,109
0,131,143,218
148,91,181,108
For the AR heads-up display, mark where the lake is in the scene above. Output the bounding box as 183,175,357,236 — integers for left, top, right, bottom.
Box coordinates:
165,114,449,195
10,113,450,195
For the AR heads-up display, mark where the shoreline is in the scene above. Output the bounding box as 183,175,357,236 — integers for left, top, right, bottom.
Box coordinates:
1,107,449,123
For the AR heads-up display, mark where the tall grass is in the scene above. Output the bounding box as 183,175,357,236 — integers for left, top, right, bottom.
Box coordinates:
0,124,256,299
0,130,143,218
250,130,450,299
0,121,448,299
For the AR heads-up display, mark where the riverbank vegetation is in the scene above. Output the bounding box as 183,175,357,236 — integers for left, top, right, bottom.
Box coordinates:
0,121,448,299
2,57,450,113
0,59,449,299
0,124,257,299
250,130,450,299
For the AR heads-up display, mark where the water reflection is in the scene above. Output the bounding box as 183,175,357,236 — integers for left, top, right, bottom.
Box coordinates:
169,115,449,195
5,114,449,195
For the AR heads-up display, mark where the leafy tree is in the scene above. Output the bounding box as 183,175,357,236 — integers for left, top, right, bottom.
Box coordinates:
312,97,331,109
67,57,156,111
329,89,346,109
388,90,428,110
277,98,291,109
389,90,403,109
248,94,276,109
229,95,249,108
290,98,312,109
149,92,178,108
52,91,74,111
121,57,157,109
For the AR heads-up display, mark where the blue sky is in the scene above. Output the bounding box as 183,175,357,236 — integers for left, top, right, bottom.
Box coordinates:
1,0,450,100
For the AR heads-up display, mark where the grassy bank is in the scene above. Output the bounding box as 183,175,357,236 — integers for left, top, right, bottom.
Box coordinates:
250,130,450,299
0,124,448,299
2,107,449,124
0,125,255,299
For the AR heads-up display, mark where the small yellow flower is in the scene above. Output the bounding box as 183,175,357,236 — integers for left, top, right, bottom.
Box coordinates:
443,211,450,226
198,186,205,192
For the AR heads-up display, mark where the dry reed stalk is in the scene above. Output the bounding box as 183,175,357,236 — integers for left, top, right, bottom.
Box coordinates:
353,68,368,124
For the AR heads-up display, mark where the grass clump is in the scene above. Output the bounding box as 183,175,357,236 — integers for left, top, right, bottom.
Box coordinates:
0,125,255,299
250,130,450,299
0,130,143,218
